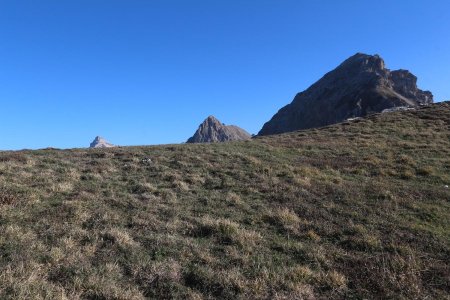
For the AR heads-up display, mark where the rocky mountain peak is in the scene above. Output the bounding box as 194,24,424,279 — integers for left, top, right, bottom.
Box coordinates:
206,115,220,122
258,53,433,136
187,116,251,143
341,52,385,71
203,115,222,126
89,136,115,148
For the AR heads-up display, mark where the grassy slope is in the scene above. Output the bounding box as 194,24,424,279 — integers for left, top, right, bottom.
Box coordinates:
1,102,449,299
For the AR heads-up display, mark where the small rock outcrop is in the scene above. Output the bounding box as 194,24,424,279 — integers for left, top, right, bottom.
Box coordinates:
258,53,433,136
89,136,115,148
187,116,251,143
381,106,415,113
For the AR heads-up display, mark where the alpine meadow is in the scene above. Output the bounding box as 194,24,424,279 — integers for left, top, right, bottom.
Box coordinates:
1,103,449,299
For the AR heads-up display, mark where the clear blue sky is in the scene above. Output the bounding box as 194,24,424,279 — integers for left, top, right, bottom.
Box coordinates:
1,0,449,150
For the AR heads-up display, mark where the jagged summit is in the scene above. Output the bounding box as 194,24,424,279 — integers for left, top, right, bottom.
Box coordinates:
204,115,222,125
89,136,115,148
258,53,433,136
187,116,251,143
337,53,386,72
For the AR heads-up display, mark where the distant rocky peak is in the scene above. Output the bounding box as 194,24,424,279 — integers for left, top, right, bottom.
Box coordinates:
187,116,251,143
90,136,115,148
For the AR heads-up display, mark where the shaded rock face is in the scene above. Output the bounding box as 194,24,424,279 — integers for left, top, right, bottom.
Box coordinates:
89,136,115,148
259,53,433,136
187,116,251,143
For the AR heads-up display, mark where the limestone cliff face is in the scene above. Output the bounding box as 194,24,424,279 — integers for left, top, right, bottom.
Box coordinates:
89,136,115,148
187,116,251,143
259,53,433,136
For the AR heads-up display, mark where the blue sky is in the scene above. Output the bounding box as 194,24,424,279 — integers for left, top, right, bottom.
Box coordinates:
1,0,449,150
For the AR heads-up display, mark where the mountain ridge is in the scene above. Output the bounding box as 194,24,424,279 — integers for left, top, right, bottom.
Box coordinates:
259,53,433,135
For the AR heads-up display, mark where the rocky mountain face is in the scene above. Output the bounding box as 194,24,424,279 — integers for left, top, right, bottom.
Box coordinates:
89,136,115,148
259,53,433,136
187,116,251,143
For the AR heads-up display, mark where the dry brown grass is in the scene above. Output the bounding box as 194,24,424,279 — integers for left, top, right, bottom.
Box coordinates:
0,102,449,299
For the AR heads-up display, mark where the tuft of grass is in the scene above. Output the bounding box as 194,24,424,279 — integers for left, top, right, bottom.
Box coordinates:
0,187,18,206
194,217,261,248
266,207,304,235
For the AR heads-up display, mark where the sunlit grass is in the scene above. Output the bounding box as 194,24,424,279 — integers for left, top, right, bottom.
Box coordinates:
0,102,449,299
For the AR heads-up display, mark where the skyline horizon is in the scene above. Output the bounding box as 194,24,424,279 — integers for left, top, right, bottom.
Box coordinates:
1,1,449,150
2,50,447,151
